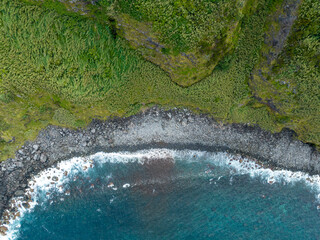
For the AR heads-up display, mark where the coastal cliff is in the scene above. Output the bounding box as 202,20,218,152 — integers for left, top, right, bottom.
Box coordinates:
0,0,319,230
1,0,319,163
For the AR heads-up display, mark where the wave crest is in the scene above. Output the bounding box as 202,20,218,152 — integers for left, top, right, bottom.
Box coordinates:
1,149,320,239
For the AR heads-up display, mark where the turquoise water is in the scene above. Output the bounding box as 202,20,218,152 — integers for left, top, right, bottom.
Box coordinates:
6,150,320,239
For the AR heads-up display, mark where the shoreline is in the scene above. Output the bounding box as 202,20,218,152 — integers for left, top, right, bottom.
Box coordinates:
1,106,320,222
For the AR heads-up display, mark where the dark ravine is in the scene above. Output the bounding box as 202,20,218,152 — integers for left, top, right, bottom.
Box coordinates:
1,107,320,221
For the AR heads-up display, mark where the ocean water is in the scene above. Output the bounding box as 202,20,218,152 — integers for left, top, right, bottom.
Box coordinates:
2,149,320,240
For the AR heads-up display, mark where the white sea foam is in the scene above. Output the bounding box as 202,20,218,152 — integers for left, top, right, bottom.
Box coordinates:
1,148,320,239
0,155,95,240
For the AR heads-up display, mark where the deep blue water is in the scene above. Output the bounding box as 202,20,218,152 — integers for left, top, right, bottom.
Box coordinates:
9,150,320,240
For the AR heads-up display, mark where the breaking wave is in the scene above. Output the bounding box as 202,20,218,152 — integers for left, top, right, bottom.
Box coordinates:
2,149,320,239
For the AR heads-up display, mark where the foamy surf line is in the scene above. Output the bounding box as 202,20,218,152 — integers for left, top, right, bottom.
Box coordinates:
1,148,320,239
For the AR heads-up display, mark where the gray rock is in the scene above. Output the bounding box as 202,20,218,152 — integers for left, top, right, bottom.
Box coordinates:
40,154,47,163
181,119,187,127
15,162,23,168
14,190,25,197
33,154,40,161
32,145,39,151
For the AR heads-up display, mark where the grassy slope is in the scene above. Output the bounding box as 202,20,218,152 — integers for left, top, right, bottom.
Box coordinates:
0,0,317,161
109,0,253,86
250,0,320,145
112,0,244,52
21,0,254,86
272,0,320,144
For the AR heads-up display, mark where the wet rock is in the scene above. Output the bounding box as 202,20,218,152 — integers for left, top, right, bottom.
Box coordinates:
52,176,59,182
22,202,30,209
0,226,8,236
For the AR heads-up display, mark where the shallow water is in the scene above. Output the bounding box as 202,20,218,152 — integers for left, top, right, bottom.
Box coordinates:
3,149,320,239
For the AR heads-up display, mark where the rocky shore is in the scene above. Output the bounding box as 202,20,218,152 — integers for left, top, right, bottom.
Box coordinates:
1,107,320,222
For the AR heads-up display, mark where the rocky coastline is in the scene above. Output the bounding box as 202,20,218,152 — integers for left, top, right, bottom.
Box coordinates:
1,106,320,225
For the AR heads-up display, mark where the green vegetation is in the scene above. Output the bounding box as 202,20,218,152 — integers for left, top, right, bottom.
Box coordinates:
112,0,244,52
250,0,320,145
109,0,255,86
23,0,256,86
0,0,318,161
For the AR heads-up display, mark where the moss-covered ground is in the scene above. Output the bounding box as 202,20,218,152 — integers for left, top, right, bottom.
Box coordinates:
0,0,318,161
